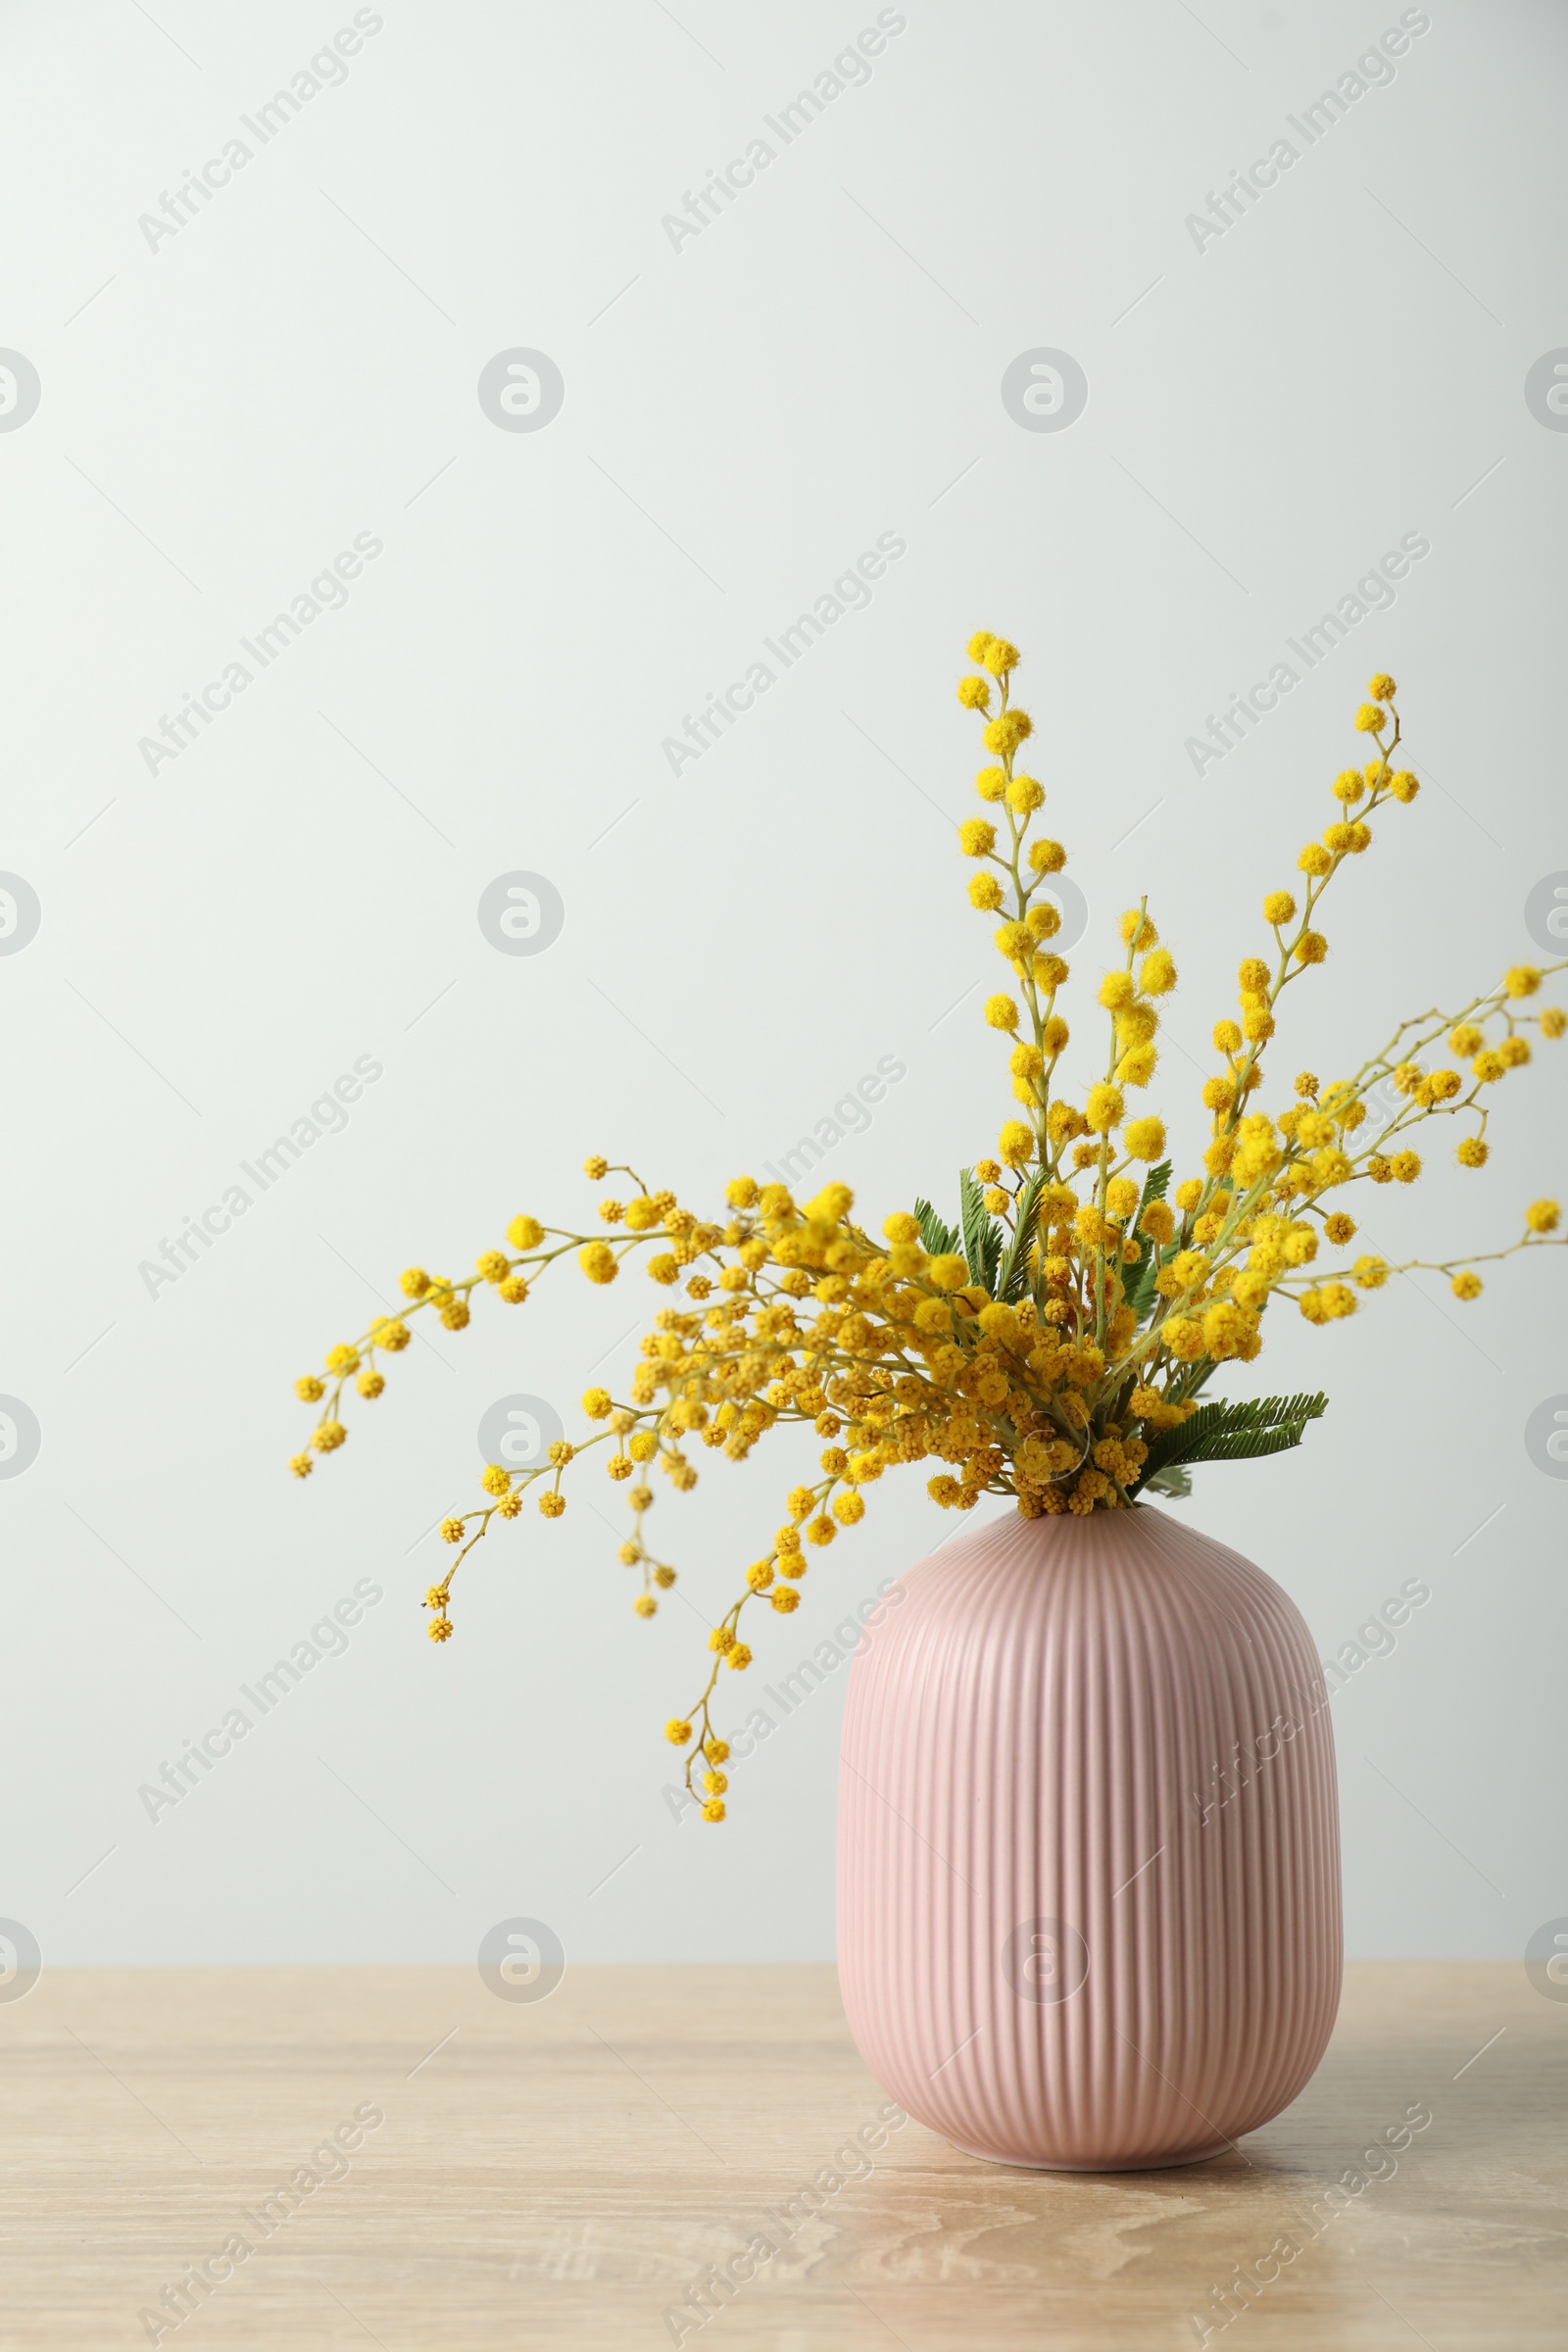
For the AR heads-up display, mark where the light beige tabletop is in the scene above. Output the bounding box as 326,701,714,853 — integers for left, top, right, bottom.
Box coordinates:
1,1962,1560,2349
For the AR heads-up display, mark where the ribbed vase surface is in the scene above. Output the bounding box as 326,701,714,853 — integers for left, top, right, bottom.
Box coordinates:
837,1504,1341,2169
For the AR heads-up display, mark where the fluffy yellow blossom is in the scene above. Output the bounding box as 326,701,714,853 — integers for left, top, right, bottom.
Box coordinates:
1140,1200,1175,1246
1161,1316,1203,1361
983,709,1032,755
1298,1283,1356,1323
1202,1300,1257,1360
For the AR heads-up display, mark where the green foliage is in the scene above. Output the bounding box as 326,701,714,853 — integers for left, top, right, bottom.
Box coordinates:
1121,1160,1173,1326
958,1168,1003,1295
1130,1391,1328,1498
919,1171,1040,1302
913,1198,960,1260
1000,1168,1047,1302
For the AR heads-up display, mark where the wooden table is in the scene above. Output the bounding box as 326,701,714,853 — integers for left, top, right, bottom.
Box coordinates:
2,1964,1561,2349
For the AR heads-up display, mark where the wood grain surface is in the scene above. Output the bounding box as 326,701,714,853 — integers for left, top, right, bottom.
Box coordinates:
1,1962,1561,2349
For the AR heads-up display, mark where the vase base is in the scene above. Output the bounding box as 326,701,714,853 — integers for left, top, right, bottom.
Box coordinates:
945,2133,1234,2173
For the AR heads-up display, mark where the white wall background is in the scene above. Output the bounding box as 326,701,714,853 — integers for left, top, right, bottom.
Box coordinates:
0,0,1563,1973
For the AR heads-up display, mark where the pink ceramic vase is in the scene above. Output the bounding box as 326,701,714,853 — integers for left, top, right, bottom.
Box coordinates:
837,1503,1341,2169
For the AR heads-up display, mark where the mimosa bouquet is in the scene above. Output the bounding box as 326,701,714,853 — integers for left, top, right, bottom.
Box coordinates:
291,636,1564,1821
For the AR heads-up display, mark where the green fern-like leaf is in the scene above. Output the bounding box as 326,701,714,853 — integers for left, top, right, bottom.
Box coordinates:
1131,1391,1328,1497
1140,1160,1174,1209
958,1168,1003,1294
1122,1161,1173,1325
1000,1168,1047,1302
913,1198,961,1260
